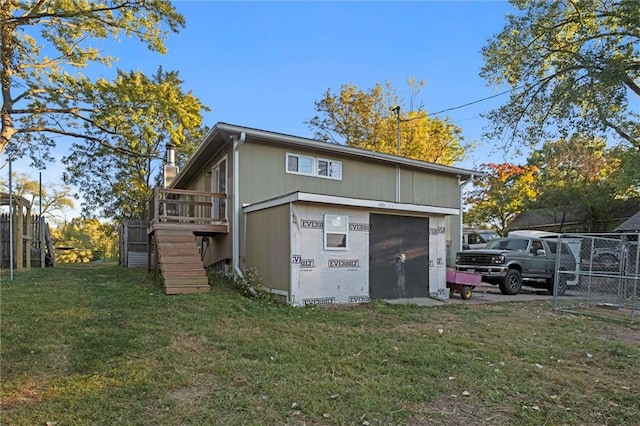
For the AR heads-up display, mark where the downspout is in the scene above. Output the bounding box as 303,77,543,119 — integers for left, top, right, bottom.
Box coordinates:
232,132,258,297
232,131,246,279
457,174,474,255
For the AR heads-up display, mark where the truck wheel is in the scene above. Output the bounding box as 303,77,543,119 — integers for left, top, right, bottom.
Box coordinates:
547,274,568,296
545,277,555,295
499,270,522,295
460,286,473,300
557,275,567,296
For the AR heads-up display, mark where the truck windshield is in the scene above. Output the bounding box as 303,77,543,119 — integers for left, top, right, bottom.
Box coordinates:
477,231,499,242
486,238,529,252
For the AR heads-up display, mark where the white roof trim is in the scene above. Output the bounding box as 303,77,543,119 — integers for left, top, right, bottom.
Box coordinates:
243,192,460,216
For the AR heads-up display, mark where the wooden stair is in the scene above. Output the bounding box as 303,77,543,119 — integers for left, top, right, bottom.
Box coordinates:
154,229,210,295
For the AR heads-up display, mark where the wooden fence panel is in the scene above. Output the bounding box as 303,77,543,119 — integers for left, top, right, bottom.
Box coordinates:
0,213,49,268
119,220,148,268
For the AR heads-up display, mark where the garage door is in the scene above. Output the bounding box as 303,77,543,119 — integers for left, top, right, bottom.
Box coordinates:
369,213,430,299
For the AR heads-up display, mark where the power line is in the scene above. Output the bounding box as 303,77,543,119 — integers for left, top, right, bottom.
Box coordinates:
401,86,516,123
431,87,515,116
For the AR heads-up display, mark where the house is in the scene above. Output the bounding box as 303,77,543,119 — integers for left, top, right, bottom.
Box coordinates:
614,209,640,233
148,123,476,305
509,200,640,234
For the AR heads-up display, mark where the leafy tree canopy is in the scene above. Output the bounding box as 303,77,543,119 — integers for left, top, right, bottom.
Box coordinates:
526,135,617,230
51,217,117,263
481,0,639,150
0,172,74,218
464,162,539,234
62,68,207,221
307,78,468,165
465,134,639,232
608,145,640,198
1,0,186,166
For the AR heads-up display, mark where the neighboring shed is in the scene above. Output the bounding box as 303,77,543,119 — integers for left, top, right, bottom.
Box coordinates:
148,122,477,302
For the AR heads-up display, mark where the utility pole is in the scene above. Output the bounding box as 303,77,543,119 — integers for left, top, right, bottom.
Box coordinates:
391,106,401,156
391,106,401,202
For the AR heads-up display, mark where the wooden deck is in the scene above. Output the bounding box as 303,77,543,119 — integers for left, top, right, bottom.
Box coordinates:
147,187,229,294
148,187,229,235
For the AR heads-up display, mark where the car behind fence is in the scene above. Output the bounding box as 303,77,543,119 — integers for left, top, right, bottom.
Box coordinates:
553,233,639,322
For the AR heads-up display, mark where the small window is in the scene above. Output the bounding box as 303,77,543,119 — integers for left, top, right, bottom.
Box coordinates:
324,214,348,250
317,158,342,180
287,154,314,176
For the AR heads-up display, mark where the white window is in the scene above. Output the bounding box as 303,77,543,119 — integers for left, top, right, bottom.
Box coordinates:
286,153,343,180
324,214,348,250
286,153,314,176
317,158,342,179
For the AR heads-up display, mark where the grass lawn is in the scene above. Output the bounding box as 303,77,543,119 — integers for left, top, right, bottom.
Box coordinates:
1,263,639,425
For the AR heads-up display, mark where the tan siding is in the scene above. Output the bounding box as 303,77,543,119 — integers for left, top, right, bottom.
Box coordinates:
245,203,291,292
402,170,459,208
187,145,234,266
203,234,232,267
239,142,459,206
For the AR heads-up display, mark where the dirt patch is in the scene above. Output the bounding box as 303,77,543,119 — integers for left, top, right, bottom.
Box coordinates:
171,332,206,355
605,326,640,347
167,382,211,406
1,377,46,411
409,396,513,425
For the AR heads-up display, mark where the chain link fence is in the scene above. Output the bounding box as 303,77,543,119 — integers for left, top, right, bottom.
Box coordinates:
553,233,640,322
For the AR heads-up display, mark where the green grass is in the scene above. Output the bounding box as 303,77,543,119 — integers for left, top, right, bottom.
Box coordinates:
1,264,639,425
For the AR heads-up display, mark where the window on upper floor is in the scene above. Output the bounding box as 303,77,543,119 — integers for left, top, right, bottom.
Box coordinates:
287,153,314,176
317,158,342,180
286,153,342,180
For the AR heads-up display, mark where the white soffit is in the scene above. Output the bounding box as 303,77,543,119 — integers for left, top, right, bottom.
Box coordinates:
243,192,459,216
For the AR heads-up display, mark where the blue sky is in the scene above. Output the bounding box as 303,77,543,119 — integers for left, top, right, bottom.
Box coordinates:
7,0,519,218
112,0,517,167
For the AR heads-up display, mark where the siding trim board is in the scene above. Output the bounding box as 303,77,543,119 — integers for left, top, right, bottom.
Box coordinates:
244,191,459,216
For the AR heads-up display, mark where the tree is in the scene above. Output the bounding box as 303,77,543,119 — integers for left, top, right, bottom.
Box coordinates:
481,0,639,150
0,172,74,218
62,68,207,221
1,1,185,165
526,134,617,230
307,78,467,165
608,145,640,198
50,217,117,263
464,163,539,234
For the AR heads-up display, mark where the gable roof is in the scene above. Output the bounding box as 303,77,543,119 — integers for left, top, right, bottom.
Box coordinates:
172,122,477,187
614,209,640,232
510,200,640,232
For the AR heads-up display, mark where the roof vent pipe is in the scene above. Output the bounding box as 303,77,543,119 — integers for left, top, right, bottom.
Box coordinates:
165,143,176,166
163,143,179,188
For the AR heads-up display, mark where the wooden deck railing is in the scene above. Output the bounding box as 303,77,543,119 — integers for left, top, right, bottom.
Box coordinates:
148,187,228,230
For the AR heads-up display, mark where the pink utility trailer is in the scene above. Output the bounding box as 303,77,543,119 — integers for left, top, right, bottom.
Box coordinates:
446,268,483,300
